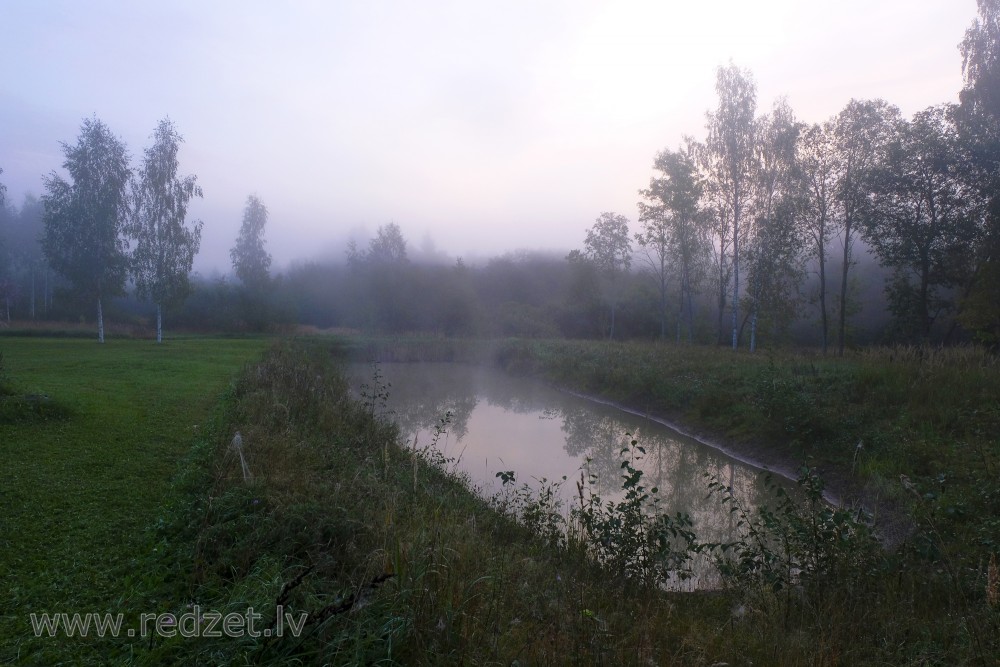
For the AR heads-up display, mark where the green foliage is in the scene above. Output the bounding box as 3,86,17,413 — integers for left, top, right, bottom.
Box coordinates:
581,211,633,339
637,142,711,341
574,438,698,587
231,195,272,290
41,116,132,340
862,105,984,340
230,195,273,330
365,222,408,264
707,468,880,595
130,118,203,340
492,470,568,550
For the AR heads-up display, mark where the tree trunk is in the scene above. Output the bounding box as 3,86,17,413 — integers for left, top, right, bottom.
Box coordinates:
660,270,667,340
732,223,739,350
818,233,828,355
748,270,761,353
157,303,163,344
717,273,727,345
676,278,685,344
686,274,695,343
838,218,852,356
97,297,105,344
30,267,36,319
609,301,616,340
920,259,932,342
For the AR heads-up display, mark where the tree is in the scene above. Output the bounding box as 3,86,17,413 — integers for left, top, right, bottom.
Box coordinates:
2,195,50,320
637,142,709,341
797,121,838,353
831,99,899,354
231,195,271,289
0,169,7,314
961,0,1000,119
583,212,632,339
367,222,408,263
957,0,1000,341
231,195,272,329
861,105,985,341
41,117,131,343
743,99,805,351
703,63,758,349
130,119,203,343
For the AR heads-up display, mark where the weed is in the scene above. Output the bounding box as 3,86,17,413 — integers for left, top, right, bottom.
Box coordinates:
573,437,698,588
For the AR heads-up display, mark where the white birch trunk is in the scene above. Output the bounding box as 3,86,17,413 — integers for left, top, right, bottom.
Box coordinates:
732,213,740,350
156,303,163,344
97,297,105,343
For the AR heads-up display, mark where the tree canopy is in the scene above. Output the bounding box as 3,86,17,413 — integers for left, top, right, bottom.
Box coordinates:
41,116,131,342
130,119,204,342
231,194,271,290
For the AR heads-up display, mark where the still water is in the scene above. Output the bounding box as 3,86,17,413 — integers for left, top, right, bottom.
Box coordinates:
348,362,795,589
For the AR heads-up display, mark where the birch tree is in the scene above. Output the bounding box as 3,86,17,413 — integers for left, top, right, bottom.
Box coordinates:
832,99,899,355
697,141,733,345
130,119,203,343
704,63,757,349
42,117,131,343
797,121,838,353
637,143,709,341
744,99,805,351
583,212,632,340
231,195,272,329
231,195,271,289
957,0,1000,341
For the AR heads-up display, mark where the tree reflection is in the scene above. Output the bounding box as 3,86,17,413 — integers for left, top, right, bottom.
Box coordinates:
348,361,795,558
352,362,479,441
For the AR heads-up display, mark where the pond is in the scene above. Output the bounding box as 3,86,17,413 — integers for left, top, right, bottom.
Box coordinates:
348,361,798,589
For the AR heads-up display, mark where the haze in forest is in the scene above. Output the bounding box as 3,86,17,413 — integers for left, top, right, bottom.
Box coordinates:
0,0,973,272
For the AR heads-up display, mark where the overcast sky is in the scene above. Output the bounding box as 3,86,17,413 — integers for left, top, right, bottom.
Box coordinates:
0,0,977,273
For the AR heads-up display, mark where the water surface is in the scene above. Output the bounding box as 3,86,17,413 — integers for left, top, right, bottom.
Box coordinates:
349,362,794,588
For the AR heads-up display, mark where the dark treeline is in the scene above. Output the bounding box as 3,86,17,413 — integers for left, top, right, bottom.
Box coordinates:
1,1,999,348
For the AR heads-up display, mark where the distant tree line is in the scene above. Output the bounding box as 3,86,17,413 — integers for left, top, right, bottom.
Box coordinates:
0,117,274,340
573,0,1000,350
0,1,997,347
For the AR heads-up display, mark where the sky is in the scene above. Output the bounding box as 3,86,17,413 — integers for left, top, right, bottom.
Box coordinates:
0,0,979,273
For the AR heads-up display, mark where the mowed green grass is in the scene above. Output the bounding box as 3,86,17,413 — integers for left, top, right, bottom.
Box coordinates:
0,337,267,665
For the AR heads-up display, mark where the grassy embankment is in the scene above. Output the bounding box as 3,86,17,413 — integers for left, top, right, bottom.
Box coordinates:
488,339,1000,543
340,334,1000,663
137,336,995,664
0,336,268,665
354,335,1000,545
4,334,998,664
139,338,736,664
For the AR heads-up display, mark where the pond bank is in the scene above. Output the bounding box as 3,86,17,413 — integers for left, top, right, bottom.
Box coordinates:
345,336,1000,555
182,337,999,664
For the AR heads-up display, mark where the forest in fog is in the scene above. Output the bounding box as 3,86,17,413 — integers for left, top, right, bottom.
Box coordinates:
1,2,999,350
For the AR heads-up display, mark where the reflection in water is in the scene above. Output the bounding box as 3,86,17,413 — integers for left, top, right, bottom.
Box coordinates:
348,362,794,589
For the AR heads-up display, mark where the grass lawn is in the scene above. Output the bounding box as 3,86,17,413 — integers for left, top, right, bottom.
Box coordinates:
0,337,267,665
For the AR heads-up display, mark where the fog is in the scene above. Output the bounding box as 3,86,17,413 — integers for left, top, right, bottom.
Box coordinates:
1,0,971,273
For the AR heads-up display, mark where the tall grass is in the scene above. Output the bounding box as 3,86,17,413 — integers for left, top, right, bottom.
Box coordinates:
153,337,999,664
